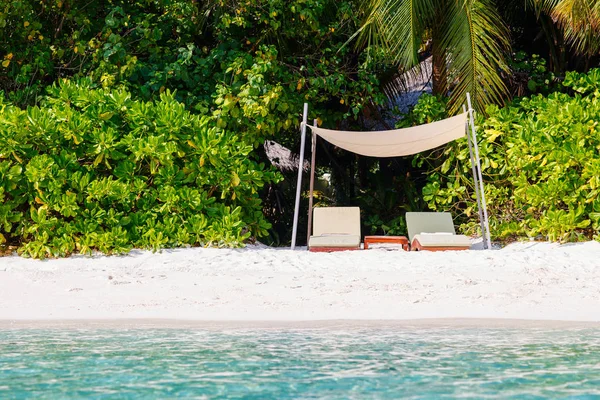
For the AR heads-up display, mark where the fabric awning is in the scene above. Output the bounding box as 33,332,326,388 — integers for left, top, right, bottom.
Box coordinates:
308,112,468,157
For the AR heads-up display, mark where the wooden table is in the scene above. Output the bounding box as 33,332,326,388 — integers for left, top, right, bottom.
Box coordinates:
364,235,409,251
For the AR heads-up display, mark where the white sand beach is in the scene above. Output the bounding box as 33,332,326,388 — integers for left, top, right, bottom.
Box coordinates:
1,241,599,323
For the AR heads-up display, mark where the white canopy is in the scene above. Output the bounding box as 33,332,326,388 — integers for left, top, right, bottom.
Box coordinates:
307,112,468,157
290,96,491,251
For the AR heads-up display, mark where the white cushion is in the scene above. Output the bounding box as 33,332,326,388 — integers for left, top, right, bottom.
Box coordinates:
413,233,471,247
309,234,360,248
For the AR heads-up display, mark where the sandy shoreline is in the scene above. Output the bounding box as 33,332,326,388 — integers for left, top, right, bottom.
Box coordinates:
2,318,600,330
1,241,599,324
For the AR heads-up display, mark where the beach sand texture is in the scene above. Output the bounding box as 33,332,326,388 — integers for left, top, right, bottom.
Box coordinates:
0,241,599,322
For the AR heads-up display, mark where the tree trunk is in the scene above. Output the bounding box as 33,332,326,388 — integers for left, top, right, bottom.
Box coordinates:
431,26,448,96
539,14,566,74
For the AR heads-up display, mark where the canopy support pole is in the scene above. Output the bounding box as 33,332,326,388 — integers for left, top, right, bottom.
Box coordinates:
466,93,492,249
306,120,318,250
291,103,308,250
463,105,486,248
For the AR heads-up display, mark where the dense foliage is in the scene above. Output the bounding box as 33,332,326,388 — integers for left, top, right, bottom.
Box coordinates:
1,0,390,255
420,70,600,242
1,0,383,139
0,80,278,258
2,0,600,257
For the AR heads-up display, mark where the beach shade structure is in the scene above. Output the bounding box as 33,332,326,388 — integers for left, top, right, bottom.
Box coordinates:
290,93,492,251
406,212,472,251
308,207,361,252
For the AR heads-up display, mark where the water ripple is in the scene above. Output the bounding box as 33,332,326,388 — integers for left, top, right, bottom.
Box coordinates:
1,328,600,398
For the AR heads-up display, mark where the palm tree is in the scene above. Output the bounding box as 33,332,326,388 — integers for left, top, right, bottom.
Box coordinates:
357,0,510,114
529,0,600,61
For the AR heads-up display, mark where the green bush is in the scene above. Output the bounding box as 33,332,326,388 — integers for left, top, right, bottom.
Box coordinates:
508,52,557,96
0,79,279,258
421,70,600,242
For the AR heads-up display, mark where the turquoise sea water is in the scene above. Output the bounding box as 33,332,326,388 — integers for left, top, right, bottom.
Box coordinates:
1,326,600,399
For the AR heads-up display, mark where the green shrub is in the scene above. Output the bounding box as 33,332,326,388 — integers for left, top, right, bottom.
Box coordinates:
0,79,279,258
1,0,391,248
508,52,557,96
420,70,600,242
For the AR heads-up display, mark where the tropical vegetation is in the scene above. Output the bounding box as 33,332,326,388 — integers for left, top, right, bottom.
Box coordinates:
419,71,600,242
1,0,599,257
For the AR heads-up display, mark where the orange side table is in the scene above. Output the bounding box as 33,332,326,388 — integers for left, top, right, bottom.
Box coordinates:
364,235,409,251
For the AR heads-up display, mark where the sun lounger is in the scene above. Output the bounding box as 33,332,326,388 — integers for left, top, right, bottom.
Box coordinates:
308,207,361,252
406,212,471,251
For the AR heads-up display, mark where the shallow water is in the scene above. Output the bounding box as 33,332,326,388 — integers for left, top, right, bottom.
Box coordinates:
1,327,600,399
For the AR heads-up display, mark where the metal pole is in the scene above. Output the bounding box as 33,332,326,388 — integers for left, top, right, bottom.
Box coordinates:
463,105,486,247
306,119,318,249
466,93,492,249
291,103,308,250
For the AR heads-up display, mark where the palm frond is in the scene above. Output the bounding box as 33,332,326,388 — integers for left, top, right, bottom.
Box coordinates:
380,58,432,106
553,0,600,28
552,0,600,56
527,0,600,57
565,27,600,56
357,0,435,67
526,0,561,16
441,0,510,114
